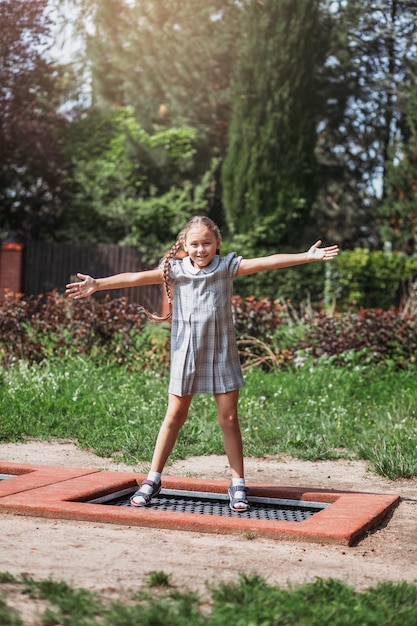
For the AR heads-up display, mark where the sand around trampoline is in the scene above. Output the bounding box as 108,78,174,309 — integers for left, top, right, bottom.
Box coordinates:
0,440,416,622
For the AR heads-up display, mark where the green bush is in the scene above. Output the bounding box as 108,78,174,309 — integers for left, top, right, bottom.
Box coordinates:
2,291,417,371
0,290,159,367
224,236,329,307
326,249,417,310
228,240,417,310
300,308,417,368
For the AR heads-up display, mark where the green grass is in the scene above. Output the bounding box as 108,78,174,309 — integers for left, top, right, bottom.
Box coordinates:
1,356,416,478
2,356,416,624
1,573,417,625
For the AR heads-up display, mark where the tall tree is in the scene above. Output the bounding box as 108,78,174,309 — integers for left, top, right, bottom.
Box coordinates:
56,106,200,247
0,0,68,241
54,0,417,250
312,0,417,249
77,0,243,164
378,64,417,252
57,0,245,230
221,0,331,248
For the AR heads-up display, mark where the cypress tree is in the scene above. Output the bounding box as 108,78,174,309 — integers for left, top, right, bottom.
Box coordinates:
222,0,328,247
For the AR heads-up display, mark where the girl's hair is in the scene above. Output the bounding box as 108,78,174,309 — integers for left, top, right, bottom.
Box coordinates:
140,216,221,323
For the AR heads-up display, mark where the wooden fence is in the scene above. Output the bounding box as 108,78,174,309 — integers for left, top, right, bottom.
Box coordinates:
22,242,163,313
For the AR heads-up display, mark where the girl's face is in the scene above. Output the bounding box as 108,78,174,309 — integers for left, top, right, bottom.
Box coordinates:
184,226,220,270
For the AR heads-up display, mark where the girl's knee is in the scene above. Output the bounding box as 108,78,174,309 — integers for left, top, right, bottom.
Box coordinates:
218,412,240,432
163,410,188,430
164,394,192,429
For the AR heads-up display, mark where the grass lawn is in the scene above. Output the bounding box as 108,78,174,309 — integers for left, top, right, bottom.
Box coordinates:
1,572,417,625
1,356,416,479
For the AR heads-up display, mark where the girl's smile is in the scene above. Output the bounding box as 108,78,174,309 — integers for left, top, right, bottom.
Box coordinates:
184,226,220,270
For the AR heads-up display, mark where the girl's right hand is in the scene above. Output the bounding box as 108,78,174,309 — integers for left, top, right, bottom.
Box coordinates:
65,273,97,299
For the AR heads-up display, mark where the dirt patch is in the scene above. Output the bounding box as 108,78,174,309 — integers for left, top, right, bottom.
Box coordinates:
1,440,416,620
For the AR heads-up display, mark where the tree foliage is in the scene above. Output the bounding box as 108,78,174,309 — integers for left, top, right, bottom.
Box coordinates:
80,0,243,169
0,0,68,241
379,64,417,252
65,0,417,252
57,106,210,254
52,0,246,243
5,0,417,256
222,0,331,247
313,0,417,250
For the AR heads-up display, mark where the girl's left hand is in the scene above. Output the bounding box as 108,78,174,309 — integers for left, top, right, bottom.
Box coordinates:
307,240,339,261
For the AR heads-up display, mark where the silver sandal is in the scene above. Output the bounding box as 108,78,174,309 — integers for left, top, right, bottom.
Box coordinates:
130,479,162,507
228,483,250,512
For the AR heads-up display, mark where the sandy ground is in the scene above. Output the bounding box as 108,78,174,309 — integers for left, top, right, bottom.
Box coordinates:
1,441,417,621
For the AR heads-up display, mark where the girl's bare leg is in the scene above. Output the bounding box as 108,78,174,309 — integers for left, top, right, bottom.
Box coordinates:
149,393,193,473
215,390,244,478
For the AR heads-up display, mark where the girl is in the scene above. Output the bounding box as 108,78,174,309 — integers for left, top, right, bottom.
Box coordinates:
66,216,339,512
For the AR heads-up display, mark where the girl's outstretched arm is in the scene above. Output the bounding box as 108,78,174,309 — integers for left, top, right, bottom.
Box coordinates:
66,268,164,300
237,240,339,276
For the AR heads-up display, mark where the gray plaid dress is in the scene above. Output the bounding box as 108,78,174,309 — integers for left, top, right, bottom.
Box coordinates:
168,252,244,396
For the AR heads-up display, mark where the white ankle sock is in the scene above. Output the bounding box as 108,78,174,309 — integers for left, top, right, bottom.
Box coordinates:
232,478,245,487
139,471,161,496
148,471,162,484
131,471,162,504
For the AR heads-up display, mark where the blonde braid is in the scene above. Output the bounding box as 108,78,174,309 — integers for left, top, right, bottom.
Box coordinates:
140,234,185,323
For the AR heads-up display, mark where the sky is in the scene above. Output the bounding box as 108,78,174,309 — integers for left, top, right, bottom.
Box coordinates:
47,0,84,64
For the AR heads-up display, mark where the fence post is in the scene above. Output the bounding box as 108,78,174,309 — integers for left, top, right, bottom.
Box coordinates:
0,243,24,297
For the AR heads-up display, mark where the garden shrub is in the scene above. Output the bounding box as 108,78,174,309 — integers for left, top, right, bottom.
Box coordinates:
233,263,327,308
324,249,417,310
231,295,288,339
227,238,417,310
0,290,154,367
1,291,417,370
301,308,417,368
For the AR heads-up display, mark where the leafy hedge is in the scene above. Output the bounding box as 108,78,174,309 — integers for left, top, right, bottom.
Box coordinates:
232,297,417,370
229,245,417,310
0,290,150,366
301,308,417,368
2,291,417,371
326,248,417,310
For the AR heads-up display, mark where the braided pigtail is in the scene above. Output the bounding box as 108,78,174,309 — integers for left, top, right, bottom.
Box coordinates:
139,234,185,323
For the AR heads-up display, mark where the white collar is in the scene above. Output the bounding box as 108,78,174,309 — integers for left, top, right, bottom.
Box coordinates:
183,255,220,275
